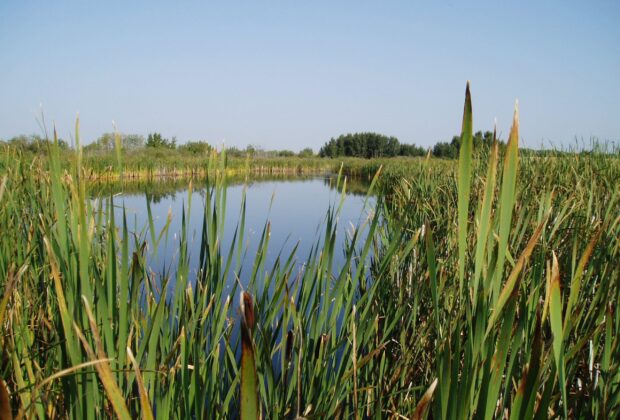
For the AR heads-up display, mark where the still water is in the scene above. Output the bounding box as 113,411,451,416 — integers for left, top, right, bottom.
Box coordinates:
97,175,374,297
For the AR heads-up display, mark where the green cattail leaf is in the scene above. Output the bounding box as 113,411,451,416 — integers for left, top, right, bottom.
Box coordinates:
474,128,498,299
493,102,519,302
487,214,547,334
457,81,474,295
425,222,441,337
548,252,568,419
77,297,131,420
240,292,259,420
564,226,602,333
516,311,543,420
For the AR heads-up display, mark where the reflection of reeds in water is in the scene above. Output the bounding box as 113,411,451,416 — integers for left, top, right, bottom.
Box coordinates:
1,84,619,418
87,172,357,201
81,155,337,182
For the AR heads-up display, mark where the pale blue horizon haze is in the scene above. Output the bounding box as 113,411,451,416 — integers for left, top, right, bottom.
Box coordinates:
1,0,619,151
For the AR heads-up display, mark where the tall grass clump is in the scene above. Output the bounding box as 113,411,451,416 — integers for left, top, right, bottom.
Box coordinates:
0,84,618,418
373,84,619,417
0,121,402,418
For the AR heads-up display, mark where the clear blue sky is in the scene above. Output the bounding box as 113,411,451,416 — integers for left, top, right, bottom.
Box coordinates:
1,1,619,151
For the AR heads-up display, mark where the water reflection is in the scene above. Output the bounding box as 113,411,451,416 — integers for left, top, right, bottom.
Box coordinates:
96,175,374,296
88,173,371,201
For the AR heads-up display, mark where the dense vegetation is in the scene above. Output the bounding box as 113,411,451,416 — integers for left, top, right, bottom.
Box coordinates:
3,128,614,175
432,130,494,158
317,131,504,159
1,86,619,418
318,132,426,158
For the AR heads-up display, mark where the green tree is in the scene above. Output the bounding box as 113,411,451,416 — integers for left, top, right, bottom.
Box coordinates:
178,140,212,155
146,133,176,149
123,134,145,150
86,132,145,152
298,148,314,158
399,143,425,157
95,132,115,151
432,141,457,158
319,132,417,158
432,130,495,158
7,134,67,153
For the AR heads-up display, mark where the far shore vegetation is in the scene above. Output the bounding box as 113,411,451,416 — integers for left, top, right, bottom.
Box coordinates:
2,130,617,181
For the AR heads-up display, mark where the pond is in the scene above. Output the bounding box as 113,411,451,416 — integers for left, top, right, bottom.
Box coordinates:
94,175,375,302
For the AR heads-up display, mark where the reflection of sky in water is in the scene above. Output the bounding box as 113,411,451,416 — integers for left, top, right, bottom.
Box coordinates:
103,176,375,300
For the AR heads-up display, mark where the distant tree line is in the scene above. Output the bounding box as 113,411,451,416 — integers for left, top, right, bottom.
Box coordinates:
82,133,318,157
319,131,499,159
432,130,495,158
0,134,69,153
225,145,315,158
319,133,425,158
2,131,320,158
9,129,612,160
83,132,213,155
83,132,146,152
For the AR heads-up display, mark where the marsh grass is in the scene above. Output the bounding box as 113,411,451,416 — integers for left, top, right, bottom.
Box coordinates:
0,85,619,418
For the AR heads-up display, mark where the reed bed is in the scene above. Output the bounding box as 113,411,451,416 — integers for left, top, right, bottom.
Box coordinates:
0,85,619,418
81,152,337,182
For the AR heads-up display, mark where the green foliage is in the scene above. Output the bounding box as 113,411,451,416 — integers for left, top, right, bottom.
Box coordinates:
298,147,314,158
88,132,115,151
123,134,145,150
177,140,212,155
373,89,619,418
3,134,69,153
456,81,473,294
320,131,497,160
1,86,619,418
146,132,176,149
277,150,295,157
399,142,427,157
85,132,145,152
433,130,495,158
432,139,459,158
319,132,424,158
